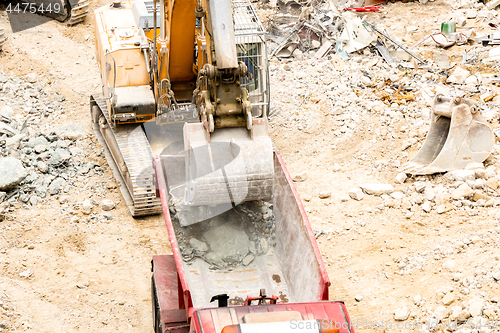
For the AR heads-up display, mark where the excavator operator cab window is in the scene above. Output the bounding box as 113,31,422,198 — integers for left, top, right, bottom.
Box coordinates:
237,43,260,93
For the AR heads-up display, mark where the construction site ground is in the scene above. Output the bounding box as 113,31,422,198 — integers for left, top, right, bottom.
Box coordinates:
1,0,500,332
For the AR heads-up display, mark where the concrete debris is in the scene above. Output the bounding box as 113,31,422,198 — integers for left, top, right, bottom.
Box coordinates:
446,170,476,182
433,305,450,322
442,293,455,306
0,71,96,210
468,299,484,317
448,66,470,84
394,172,407,184
293,170,308,182
48,177,64,195
82,200,93,215
360,184,394,195
242,254,255,266
319,191,331,199
394,306,410,321
101,199,116,211
4,1,500,329
189,238,209,253
55,123,87,140
421,201,432,212
172,201,275,269
348,187,364,201
204,224,250,264
0,157,28,191
48,148,72,166
451,184,473,200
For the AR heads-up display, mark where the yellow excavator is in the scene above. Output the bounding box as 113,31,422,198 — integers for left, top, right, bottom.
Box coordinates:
91,0,273,220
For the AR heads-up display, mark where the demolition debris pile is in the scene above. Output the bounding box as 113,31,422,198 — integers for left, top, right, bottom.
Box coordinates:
0,71,117,221
170,200,276,269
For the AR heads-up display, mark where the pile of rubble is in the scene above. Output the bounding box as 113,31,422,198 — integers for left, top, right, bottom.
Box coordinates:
170,200,276,269
344,161,500,216
265,0,500,66
0,71,110,218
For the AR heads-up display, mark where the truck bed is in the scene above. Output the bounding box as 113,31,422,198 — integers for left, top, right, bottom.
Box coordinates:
153,151,330,309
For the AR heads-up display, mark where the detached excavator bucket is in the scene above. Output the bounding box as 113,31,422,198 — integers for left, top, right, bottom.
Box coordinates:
177,120,274,226
402,95,494,175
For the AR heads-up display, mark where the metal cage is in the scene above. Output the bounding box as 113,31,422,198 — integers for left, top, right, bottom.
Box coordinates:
233,0,271,118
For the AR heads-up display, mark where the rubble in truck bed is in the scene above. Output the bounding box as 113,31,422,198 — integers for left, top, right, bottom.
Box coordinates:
169,200,276,270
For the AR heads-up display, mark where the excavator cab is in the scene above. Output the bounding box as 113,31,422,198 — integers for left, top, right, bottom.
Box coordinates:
92,0,273,220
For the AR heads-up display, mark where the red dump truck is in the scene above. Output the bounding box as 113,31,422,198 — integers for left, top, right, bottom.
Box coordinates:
151,151,354,333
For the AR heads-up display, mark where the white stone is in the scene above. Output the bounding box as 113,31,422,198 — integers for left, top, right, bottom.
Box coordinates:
442,293,455,306
422,201,432,212
37,161,48,174
425,186,437,201
82,200,92,215
348,188,364,201
0,105,14,117
436,204,447,214
395,172,407,184
360,184,394,195
414,182,426,193
394,306,410,321
391,191,404,200
442,260,457,271
451,184,474,200
434,306,450,322
465,75,479,85
25,73,37,83
466,9,477,18
450,308,470,321
449,66,470,84
101,199,116,211
446,170,476,182
414,295,422,305
293,171,308,182
468,300,484,317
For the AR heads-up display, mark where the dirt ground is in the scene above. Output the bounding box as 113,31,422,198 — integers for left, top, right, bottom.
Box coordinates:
1,0,499,332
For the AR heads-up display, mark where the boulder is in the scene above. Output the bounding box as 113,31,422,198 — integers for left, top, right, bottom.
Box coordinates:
0,157,28,190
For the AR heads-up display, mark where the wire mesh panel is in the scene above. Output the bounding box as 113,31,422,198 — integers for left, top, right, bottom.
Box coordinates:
233,0,270,118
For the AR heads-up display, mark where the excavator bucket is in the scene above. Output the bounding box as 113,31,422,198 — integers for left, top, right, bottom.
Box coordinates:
402,95,494,175
178,120,274,226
